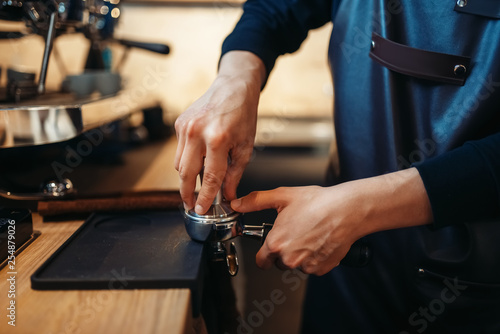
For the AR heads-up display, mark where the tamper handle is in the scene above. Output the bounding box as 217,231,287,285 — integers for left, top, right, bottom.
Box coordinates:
213,189,223,206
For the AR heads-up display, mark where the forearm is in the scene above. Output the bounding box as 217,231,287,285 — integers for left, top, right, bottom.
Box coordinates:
344,167,433,239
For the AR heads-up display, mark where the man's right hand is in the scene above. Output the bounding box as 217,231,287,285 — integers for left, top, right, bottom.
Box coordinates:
174,51,267,214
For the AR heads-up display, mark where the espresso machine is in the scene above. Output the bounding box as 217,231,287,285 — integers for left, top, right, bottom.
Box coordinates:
0,0,170,200
0,0,169,100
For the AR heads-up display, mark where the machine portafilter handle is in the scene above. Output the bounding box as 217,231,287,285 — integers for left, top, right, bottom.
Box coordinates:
240,221,371,267
241,223,273,245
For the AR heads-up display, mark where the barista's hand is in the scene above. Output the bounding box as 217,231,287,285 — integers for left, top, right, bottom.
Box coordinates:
232,186,357,275
175,51,266,214
231,168,433,275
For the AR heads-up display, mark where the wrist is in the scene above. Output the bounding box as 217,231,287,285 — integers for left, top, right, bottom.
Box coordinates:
218,51,267,90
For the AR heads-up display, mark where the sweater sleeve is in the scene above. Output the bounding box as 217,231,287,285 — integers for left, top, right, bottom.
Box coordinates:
415,132,500,228
221,0,335,77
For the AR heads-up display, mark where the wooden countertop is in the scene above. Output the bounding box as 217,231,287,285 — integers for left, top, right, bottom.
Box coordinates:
0,137,207,334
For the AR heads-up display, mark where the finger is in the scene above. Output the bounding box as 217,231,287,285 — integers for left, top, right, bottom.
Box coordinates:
194,148,228,214
223,147,253,200
275,258,291,271
174,134,185,171
178,144,204,210
256,241,278,270
230,188,286,213
173,116,186,171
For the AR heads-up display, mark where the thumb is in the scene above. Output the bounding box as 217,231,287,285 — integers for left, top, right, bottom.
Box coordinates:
230,189,285,213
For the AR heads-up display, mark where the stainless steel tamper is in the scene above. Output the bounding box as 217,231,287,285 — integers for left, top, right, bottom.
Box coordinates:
183,188,272,276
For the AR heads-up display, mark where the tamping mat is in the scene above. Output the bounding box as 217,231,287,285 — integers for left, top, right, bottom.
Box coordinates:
31,211,205,315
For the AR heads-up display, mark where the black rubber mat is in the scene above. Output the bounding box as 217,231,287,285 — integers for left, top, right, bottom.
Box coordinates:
31,210,205,315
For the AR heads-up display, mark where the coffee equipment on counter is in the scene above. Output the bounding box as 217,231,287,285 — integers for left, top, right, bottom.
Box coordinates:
0,0,170,101
0,208,39,269
0,0,171,201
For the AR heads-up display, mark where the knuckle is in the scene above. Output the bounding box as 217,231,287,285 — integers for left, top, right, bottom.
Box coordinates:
178,165,191,181
174,156,181,172
206,132,229,149
179,188,193,204
275,186,285,193
265,237,282,255
196,191,213,204
185,119,202,139
301,257,319,274
300,264,316,275
201,170,223,187
281,257,298,269
314,246,333,262
246,190,259,198
301,267,312,275
274,187,289,198
174,116,183,132
179,192,191,203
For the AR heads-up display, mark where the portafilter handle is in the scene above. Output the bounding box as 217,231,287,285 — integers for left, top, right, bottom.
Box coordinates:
218,224,271,277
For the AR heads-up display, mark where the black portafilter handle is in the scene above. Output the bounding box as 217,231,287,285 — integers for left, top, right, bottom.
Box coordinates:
246,224,371,268
339,239,372,267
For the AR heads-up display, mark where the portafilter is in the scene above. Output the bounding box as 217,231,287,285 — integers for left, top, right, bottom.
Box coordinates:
184,187,272,276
